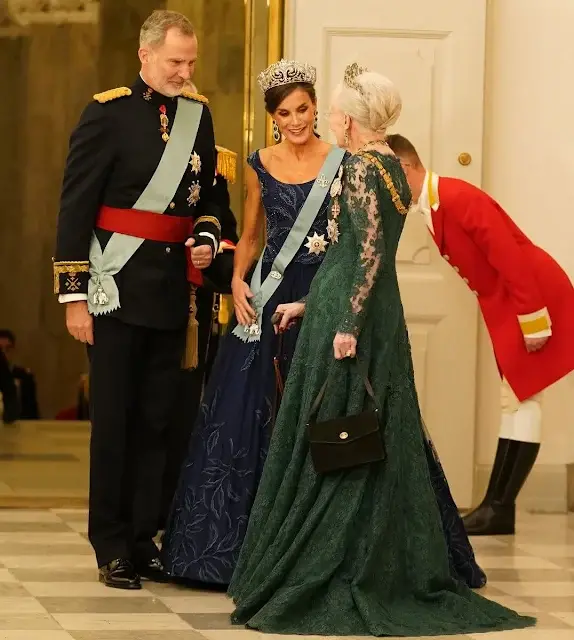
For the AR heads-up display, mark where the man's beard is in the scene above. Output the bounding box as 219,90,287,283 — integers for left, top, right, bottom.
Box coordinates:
163,83,184,97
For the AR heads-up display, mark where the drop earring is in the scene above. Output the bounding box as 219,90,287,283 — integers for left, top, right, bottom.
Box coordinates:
273,120,281,143
314,110,319,134
344,130,349,147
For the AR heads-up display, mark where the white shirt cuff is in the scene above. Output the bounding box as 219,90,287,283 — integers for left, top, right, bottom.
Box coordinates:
59,294,88,303
525,328,552,339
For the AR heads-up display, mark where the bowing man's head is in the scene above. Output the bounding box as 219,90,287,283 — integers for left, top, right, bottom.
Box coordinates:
386,134,426,203
139,10,198,98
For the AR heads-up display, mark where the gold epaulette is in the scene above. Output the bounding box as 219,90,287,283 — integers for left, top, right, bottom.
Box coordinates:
180,88,209,104
93,87,132,103
215,145,237,184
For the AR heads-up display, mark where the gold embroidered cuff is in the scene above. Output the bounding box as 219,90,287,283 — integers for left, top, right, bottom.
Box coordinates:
194,215,222,235
53,260,90,295
518,307,552,336
215,146,237,184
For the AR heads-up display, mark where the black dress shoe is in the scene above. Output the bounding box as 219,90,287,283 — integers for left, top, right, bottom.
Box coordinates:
99,558,141,590
135,557,169,583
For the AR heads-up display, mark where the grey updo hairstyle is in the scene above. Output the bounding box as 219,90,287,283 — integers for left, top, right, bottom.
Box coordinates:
335,68,402,136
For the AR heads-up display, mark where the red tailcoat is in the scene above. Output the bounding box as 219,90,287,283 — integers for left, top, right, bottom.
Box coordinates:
430,176,574,401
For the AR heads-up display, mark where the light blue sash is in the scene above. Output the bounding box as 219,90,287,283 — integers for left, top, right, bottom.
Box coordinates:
232,146,346,342
88,99,204,315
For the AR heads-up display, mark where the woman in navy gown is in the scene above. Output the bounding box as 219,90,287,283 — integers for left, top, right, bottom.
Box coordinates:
161,60,346,586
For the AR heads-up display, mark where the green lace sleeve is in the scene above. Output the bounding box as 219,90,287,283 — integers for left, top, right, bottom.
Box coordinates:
337,155,386,337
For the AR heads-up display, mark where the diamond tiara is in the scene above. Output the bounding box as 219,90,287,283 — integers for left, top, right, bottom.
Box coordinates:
257,59,317,94
344,62,369,95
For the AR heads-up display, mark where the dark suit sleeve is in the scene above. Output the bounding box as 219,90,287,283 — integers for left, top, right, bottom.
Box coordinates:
202,174,239,293
53,101,115,296
190,107,222,255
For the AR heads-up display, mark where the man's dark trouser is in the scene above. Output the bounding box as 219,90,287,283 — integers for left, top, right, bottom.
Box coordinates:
88,315,186,567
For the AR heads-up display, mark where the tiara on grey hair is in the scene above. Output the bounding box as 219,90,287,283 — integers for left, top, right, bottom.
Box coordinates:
257,59,317,94
344,62,368,95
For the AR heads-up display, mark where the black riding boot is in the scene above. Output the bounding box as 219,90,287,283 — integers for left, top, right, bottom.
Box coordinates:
463,438,539,536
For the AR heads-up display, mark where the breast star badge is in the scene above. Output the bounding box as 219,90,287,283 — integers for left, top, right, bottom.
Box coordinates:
327,218,340,244
305,232,328,255
187,181,201,206
189,151,202,175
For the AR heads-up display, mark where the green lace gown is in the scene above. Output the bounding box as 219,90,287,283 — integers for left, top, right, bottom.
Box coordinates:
228,151,535,636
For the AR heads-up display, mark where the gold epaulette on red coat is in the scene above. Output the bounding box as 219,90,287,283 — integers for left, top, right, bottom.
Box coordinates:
180,88,209,104
52,259,90,294
215,145,237,184
93,87,132,103
518,307,552,337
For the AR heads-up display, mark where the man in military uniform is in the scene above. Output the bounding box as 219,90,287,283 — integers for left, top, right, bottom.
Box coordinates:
53,10,223,589
387,134,574,536
160,143,238,529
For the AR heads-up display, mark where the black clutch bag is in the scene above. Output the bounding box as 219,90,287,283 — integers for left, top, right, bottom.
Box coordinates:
307,358,385,474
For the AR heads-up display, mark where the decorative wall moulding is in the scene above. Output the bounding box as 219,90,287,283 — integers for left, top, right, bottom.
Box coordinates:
4,0,99,24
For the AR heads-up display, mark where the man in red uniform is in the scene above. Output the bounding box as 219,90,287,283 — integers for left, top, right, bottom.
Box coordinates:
387,134,574,536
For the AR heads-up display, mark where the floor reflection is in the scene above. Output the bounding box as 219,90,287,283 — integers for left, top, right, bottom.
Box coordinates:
0,421,89,508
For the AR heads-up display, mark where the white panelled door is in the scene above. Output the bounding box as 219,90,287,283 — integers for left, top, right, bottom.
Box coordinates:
284,0,487,506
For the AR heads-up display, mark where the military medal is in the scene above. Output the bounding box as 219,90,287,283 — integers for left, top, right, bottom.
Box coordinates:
187,181,201,206
159,105,169,142
93,285,109,306
189,151,202,174
247,322,260,337
327,199,341,243
305,232,328,255
327,218,340,244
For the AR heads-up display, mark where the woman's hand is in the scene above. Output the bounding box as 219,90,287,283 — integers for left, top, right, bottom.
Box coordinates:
273,302,305,334
333,332,357,360
232,276,256,326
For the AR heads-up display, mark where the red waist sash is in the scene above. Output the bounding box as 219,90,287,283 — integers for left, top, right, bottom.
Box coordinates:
96,205,203,286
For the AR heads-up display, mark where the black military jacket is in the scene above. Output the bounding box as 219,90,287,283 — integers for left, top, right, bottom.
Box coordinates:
54,76,222,330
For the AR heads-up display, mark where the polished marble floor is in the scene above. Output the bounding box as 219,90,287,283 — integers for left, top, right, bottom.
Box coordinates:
0,421,89,507
0,508,570,639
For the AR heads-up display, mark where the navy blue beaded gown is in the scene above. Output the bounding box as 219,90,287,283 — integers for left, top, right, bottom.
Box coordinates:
161,151,333,585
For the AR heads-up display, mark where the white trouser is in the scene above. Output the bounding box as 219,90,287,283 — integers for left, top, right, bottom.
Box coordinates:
498,378,542,444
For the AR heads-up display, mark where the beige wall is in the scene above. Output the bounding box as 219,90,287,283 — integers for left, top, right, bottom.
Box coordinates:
477,0,574,511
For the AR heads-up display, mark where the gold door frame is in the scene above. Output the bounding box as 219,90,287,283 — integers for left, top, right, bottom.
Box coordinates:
243,0,285,165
